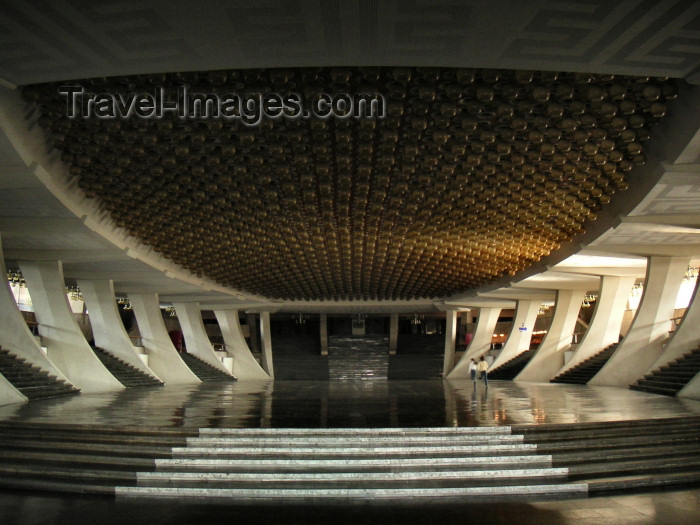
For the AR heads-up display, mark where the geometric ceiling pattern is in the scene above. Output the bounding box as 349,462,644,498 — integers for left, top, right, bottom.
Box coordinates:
24,68,677,300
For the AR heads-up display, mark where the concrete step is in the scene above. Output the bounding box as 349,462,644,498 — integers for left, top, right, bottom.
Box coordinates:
198,426,511,437
587,471,700,494
187,434,523,447
115,483,589,504
0,449,157,470
172,443,539,459
154,454,554,473
0,464,137,486
136,467,569,489
568,455,700,479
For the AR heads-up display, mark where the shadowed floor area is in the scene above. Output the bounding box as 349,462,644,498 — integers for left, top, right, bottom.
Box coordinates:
0,485,699,524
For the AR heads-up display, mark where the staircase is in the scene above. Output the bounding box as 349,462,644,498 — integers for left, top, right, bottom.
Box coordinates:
0,422,196,494
328,336,389,380
118,426,585,502
515,416,700,494
630,348,700,396
0,417,699,500
180,353,235,382
550,343,618,385
0,347,79,400
488,348,537,380
91,347,163,388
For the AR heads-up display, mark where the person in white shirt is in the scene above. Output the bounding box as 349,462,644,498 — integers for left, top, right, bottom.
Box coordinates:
468,359,478,381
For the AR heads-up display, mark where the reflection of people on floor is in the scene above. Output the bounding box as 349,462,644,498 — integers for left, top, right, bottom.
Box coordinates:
469,359,477,381
477,356,489,387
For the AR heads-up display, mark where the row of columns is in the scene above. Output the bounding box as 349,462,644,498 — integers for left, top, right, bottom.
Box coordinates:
445,256,700,398
0,244,271,401
2,249,700,401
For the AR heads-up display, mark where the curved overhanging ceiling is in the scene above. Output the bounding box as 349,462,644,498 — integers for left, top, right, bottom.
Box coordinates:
24,67,677,301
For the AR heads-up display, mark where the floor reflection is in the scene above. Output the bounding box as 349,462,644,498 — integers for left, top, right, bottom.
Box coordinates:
0,379,699,429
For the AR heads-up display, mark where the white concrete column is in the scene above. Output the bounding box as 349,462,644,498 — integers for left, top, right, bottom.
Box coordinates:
214,309,269,380
555,275,635,375
78,280,161,381
447,307,501,378
442,310,457,377
389,313,398,355
653,275,700,372
516,289,587,382
19,261,123,393
259,311,274,379
0,238,69,391
489,300,540,370
674,279,700,400
591,256,691,387
320,313,329,356
173,302,231,375
129,293,200,384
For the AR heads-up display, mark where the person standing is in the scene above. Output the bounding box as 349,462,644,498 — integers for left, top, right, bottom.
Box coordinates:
468,359,478,381
477,356,489,386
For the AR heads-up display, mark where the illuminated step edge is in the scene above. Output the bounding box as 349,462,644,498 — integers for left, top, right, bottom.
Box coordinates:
155,454,553,470
116,484,589,502
137,468,569,483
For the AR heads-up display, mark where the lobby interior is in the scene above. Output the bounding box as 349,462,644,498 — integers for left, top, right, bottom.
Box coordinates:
3,1,700,522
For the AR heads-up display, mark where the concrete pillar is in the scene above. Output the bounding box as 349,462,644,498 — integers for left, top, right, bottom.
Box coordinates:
555,275,635,375
447,307,501,379
214,310,269,380
259,311,274,379
19,261,123,393
320,313,329,356
516,289,587,382
174,302,232,375
247,313,259,353
591,256,691,387
79,280,161,381
669,279,700,400
442,310,457,377
389,313,398,355
0,238,70,395
653,275,700,369
129,293,200,384
489,300,540,370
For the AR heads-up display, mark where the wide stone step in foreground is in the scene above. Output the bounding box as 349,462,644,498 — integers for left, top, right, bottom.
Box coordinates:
119,426,583,502
1,418,700,503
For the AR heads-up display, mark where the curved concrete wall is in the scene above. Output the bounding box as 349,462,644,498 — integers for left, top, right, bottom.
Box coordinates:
79,279,161,381
555,275,635,376
0,239,71,387
173,302,231,375
214,310,269,380
129,294,200,384
489,300,539,370
18,261,123,393
517,289,587,383
592,257,690,387
447,307,500,378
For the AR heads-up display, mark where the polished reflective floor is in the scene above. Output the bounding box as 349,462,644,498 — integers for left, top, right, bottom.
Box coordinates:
0,379,699,429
